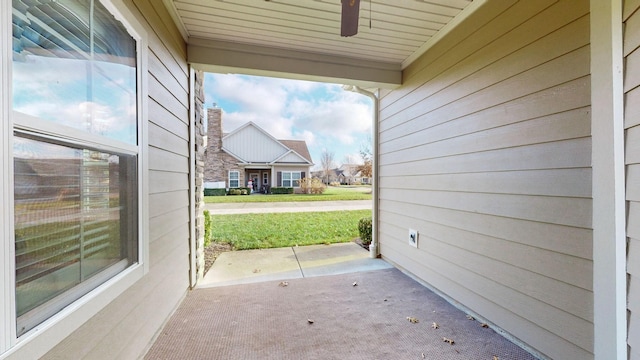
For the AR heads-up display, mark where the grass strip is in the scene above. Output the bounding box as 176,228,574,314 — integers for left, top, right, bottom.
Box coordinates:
211,210,371,250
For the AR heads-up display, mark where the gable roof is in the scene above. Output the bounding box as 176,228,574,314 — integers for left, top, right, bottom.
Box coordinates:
279,140,312,164
221,122,313,165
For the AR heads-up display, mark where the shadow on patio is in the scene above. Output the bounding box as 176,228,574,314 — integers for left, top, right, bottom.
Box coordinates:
145,243,537,359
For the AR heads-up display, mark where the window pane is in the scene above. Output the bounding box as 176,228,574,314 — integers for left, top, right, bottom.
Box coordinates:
229,171,239,188
13,135,137,336
292,173,300,187
12,0,137,144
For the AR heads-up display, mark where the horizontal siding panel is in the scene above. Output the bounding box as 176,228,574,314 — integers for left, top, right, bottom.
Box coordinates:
149,190,188,218
626,6,640,56
381,108,590,164
382,45,590,138
380,138,591,175
628,165,640,201
149,146,188,173
630,269,640,314
379,228,594,359
631,311,640,360
380,189,591,228
149,75,189,121
150,170,189,194
626,46,640,92
149,207,190,246
149,223,190,266
149,122,188,155
149,99,189,136
629,238,640,279
625,0,640,21
149,48,189,98
625,87,640,129
628,202,640,240
627,126,640,164
380,199,592,259
390,0,575,110
382,210,593,294
379,168,591,198
382,12,589,128
380,75,590,146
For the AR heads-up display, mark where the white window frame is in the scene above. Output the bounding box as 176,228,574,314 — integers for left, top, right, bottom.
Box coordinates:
1,0,148,358
281,171,301,188
229,170,239,188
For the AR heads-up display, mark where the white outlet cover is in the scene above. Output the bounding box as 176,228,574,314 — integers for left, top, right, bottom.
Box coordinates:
408,228,418,248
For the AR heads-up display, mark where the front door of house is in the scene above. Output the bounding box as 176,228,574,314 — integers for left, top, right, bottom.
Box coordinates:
249,172,259,192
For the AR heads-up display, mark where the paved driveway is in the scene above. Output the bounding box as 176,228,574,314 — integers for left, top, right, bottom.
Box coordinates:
204,200,371,214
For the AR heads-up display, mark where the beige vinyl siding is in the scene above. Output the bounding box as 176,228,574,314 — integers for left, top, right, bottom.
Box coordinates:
625,2,640,359
40,0,191,358
378,1,592,359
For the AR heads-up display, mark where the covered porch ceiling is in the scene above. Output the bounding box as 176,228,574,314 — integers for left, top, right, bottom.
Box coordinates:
163,0,484,88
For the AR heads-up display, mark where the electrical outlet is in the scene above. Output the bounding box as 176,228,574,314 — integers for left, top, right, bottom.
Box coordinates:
408,228,418,248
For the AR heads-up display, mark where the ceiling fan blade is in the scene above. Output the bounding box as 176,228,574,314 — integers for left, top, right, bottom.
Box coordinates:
341,0,360,37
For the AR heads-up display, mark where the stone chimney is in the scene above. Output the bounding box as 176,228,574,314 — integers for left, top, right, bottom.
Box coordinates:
207,105,223,152
205,105,239,184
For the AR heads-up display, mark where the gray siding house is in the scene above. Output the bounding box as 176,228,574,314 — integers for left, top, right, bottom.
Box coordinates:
0,1,637,359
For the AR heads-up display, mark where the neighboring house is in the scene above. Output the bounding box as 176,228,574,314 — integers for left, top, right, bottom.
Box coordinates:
311,168,339,184
204,107,313,193
0,1,637,360
336,164,370,185
311,164,370,185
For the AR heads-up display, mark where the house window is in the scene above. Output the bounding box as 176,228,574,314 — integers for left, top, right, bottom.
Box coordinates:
263,172,268,185
8,0,143,340
229,171,239,188
282,171,301,187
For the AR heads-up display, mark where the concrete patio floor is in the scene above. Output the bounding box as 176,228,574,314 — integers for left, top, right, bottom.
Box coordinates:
145,243,538,359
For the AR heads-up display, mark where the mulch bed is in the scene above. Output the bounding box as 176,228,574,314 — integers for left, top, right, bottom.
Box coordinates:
203,242,233,275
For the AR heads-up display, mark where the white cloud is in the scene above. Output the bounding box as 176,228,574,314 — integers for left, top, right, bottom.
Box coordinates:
204,73,373,166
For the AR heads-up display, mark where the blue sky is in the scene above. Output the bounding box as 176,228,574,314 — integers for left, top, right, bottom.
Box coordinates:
203,73,373,170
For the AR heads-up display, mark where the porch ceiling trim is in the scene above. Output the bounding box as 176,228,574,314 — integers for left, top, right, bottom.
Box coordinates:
187,38,402,88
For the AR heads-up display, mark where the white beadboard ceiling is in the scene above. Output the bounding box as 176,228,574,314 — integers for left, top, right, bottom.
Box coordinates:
165,0,483,87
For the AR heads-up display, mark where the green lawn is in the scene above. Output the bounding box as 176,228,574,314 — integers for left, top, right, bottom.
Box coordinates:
210,209,371,250
204,185,372,203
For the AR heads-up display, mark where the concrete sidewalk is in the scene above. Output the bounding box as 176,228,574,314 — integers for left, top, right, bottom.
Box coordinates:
204,200,371,214
198,242,391,288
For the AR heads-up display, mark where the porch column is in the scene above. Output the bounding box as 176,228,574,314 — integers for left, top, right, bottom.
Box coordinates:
271,166,276,188
590,1,627,359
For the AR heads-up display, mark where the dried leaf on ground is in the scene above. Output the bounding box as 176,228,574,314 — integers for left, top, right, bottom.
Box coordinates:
352,281,358,286
493,356,499,360
481,323,489,328
442,337,455,345
278,281,289,287
307,319,314,324
252,268,261,273
466,314,475,320
421,352,425,359
406,316,419,323
431,322,439,329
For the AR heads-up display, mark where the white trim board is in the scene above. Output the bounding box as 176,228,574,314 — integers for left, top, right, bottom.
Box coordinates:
590,1,627,359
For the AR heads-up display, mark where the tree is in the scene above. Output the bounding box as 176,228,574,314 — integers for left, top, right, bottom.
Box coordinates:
357,140,373,178
320,150,335,184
